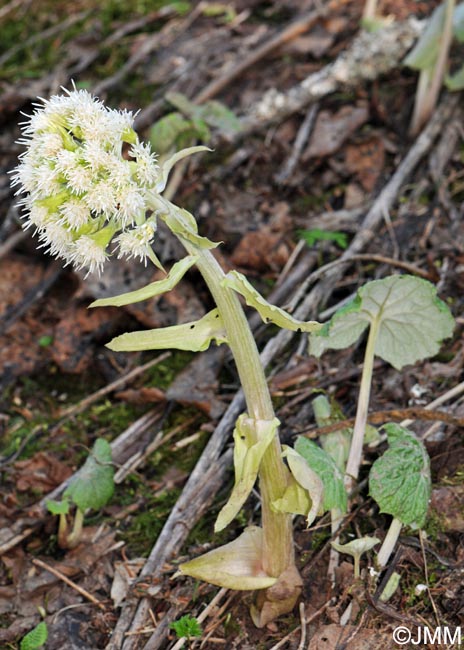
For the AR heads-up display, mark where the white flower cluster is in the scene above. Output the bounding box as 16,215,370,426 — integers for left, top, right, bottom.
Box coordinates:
10,87,160,274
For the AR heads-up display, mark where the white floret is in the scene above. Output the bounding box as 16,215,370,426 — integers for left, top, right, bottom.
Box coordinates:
58,200,91,230
65,163,94,195
81,141,113,170
38,222,73,259
115,183,147,226
84,180,117,216
23,204,51,231
69,235,108,276
55,149,79,175
34,165,62,197
107,157,132,188
116,222,156,263
130,141,159,186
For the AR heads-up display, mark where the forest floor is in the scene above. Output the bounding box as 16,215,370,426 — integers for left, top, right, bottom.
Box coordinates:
0,0,463,648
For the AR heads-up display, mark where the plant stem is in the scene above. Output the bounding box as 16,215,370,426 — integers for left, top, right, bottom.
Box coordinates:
66,508,85,549
344,320,379,491
328,507,343,585
410,0,455,135
57,513,68,549
377,517,403,568
183,242,294,578
362,0,378,22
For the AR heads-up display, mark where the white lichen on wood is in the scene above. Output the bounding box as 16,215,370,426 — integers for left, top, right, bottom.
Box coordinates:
247,18,425,126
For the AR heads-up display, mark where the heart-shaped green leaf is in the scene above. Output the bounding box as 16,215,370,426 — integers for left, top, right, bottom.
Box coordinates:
294,437,347,513
46,498,70,515
369,423,431,528
309,275,454,370
64,438,114,512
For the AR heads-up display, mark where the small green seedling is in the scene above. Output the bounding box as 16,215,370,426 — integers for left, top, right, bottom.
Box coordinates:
404,0,464,134
370,423,431,567
150,91,241,156
309,274,454,491
20,621,48,650
298,228,348,250
37,335,53,347
47,438,114,549
170,614,202,640
330,536,380,579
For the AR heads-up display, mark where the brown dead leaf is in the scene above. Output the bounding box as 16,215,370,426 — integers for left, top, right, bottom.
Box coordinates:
431,485,464,532
51,303,120,373
344,182,367,209
230,204,293,272
14,452,72,493
115,386,165,405
166,347,226,418
345,136,385,192
0,256,54,386
111,558,145,608
0,256,46,315
308,624,392,649
303,104,369,160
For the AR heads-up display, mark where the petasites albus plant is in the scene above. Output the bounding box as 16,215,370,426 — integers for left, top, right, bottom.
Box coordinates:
11,87,324,626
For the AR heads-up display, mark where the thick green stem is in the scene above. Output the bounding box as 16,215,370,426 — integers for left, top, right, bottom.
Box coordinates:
377,517,402,568
180,241,294,578
344,320,379,490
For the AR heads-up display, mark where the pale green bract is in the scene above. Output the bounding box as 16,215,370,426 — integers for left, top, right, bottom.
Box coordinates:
273,446,323,525
369,423,431,528
179,526,277,590
309,275,454,370
89,255,198,307
154,145,211,193
64,438,114,512
107,308,227,353
294,437,347,513
215,416,279,532
222,270,322,333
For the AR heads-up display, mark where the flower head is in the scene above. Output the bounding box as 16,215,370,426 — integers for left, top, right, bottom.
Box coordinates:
10,86,160,274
